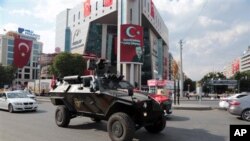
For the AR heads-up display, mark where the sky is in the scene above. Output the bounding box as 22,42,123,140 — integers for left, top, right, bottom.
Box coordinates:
1,0,250,81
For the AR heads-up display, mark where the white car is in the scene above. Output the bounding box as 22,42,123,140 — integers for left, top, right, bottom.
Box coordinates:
219,93,249,109
0,91,38,113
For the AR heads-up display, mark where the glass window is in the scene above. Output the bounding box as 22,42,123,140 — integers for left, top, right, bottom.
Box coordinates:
73,14,75,22
85,23,102,57
24,68,30,73
7,59,13,65
8,46,14,52
130,9,132,23
96,1,98,10
8,39,14,45
33,50,39,55
8,52,13,58
34,44,39,50
24,74,30,79
78,11,80,19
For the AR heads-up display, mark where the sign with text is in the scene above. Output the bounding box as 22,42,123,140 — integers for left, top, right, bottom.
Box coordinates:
18,27,40,40
230,125,250,141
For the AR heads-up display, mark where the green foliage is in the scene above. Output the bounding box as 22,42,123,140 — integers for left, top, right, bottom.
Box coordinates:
0,64,17,87
232,70,250,80
200,72,226,84
50,53,86,78
183,78,195,92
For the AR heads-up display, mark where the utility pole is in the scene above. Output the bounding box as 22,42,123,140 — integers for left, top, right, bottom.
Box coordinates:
179,40,184,97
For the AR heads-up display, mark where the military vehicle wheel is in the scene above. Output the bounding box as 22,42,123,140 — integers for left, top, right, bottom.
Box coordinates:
107,112,135,141
91,118,101,122
55,106,70,127
144,115,166,133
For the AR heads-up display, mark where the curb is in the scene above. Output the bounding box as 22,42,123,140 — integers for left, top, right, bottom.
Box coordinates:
173,106,212,110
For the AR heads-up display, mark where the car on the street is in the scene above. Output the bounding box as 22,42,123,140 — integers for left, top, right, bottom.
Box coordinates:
228,95,250,122
0,91,38,112
219,93,249,109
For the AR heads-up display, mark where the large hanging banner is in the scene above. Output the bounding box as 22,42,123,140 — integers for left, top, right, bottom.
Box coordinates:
120,24,144,63
14,38,33,68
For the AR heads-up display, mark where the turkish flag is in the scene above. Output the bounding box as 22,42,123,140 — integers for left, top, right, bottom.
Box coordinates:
13,38,32,68
84,0,91,17
50,75,57,89
103,0,112,7
150,0,155,18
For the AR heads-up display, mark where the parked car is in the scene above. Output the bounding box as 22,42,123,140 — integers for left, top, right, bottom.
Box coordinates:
228,95,250,122
219,93,249,109
0,91,38,113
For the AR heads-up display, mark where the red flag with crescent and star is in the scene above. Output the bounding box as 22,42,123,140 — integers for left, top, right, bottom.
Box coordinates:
84,0,91,17
103,0,112,7
13,38,32,68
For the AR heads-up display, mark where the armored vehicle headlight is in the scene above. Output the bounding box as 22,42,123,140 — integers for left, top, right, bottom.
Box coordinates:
143,102,147,108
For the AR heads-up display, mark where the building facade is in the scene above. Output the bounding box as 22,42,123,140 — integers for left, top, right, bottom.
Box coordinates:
0,30,43,85
240,46,250,72
55,0,169,87
223,58,240,78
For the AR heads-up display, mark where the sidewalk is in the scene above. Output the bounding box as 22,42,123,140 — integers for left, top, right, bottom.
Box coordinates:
173,103,212,110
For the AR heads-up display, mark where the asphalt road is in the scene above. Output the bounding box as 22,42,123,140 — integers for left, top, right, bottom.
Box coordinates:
0,101,249,141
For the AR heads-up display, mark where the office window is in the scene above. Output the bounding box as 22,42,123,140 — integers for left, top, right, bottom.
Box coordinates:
24,74,30,79
8,46,14,52
130,9,132,23
24,68,30,73
34,44,39,50
96,1,98,10
7,59,13,65
7,52,13,58
8,39,14,45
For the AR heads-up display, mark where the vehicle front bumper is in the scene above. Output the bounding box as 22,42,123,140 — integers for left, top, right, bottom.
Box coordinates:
12,104,38,111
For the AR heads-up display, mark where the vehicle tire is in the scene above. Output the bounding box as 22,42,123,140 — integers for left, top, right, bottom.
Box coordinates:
91,118,101,122
107,112,135,141
55,106,71,127
144,115,166,133
8,104,14,113
241,109,250,122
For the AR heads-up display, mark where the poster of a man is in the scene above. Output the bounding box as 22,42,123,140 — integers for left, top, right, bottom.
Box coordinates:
132,46,143,62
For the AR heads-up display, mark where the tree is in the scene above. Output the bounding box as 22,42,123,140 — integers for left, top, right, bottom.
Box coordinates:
0,64,16,88
49,53,86,78
183,78,195,92
232,70,250,92
200,72,226,94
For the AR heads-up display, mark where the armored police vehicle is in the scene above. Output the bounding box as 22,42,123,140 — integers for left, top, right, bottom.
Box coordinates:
50,60,167,141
